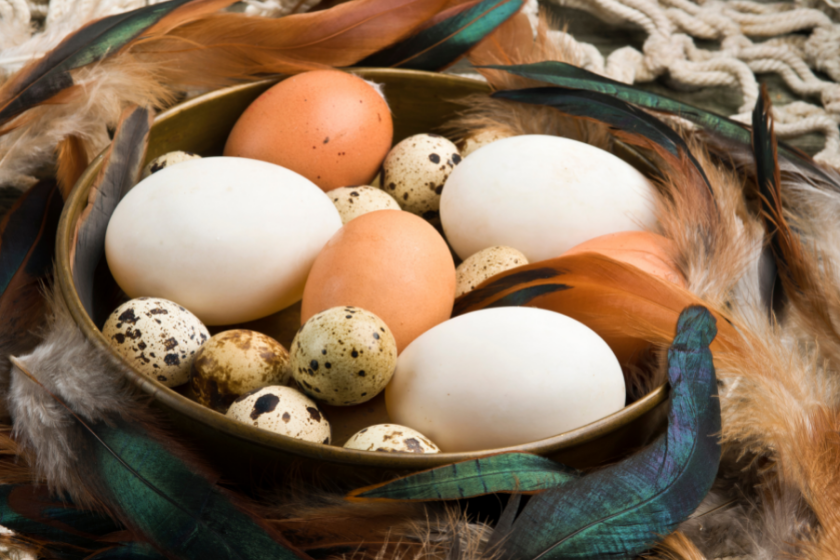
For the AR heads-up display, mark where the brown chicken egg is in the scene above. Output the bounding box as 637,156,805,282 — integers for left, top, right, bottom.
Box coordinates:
301,210,456,353
224,70,393,192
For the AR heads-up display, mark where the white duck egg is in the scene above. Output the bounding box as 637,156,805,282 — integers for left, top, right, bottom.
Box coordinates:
385,307,626,452
226,385,331,444
344,424,439,453
102,297,209,387
441,135,656,262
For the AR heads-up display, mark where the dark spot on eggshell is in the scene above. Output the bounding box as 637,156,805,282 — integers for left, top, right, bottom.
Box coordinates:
119,309,139,324
282,412,291,423
113,333,126,344
310,360,319,371
351,350,359,358
250,394,280,419
163,337,179,351
323,137,330,144
388,182,396,191
150,162,165,174
428,153,440,164
157,375,167,382
373,333,380,340
404,438,423,453
307,407,322,421
350,191,359,197
138,341,147,350
452,154,462,164
402,193,409,201
435,185,443,195
358,370,366,377
164,354,180,366
321,349,327,355
149,308,169,315
126,329,142,340
325,362,331,369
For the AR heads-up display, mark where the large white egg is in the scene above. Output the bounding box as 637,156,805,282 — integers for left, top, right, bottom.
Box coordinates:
385,307,625,452
440,135,656,262
105,157,342,325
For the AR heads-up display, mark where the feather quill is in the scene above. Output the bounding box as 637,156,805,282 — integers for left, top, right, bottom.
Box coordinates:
495,306,720,560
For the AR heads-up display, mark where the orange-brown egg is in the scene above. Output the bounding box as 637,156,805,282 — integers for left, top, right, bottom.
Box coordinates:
563,231,686,288
224,70,393,191
301,210,456,352
561,231,686,366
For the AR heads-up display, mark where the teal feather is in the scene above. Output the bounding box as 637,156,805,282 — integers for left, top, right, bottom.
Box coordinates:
0,484,123,559
496,306,720,559
752,87,785,316
0,179,63,358
0,0,195,127
87,419,305,559
358,0,523,70
349,454,579,501
492,86,715,199
485,61,835,185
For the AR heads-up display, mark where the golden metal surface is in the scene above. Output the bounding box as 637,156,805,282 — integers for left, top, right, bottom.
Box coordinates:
56,69,668,478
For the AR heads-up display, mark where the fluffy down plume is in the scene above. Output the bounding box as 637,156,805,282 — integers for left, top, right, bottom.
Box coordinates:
6,283,138,508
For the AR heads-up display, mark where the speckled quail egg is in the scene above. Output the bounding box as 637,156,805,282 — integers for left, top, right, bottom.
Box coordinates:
328,186,400,224
103,297,209,387
460,128,512,158
190,329,291,411
140,151,201,179
344,424,439,453
226,385,331,444
291,306,397,406
381,134,462,223
455,246,529,298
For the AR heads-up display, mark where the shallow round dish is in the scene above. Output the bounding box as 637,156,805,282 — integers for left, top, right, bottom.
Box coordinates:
56,69,668,481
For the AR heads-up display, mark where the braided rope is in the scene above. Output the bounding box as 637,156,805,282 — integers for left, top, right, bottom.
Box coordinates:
541,0,840,169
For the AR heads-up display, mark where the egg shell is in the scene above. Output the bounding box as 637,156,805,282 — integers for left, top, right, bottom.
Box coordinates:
140,151,201,180
224,70,393,191
105,157,342,325
455,246,529,298
385,307,626,452
301,210,456,353
460,128,511,158
381,134,462,222
344,424,439,453
440,135,657,262
190,329,291,411
102,298,209,387
291,306,397,406
562,231,686,365
328,186,400,225
226,386,331,444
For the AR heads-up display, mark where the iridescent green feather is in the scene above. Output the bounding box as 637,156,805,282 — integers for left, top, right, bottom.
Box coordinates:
350,454,580,501
358,0,523,70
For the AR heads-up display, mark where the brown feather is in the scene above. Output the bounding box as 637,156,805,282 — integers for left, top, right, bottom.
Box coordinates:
55,134,88,199
128,0,452,84
649,532,709,560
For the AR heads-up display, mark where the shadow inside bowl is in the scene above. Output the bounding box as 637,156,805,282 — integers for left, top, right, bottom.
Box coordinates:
57,69,669,484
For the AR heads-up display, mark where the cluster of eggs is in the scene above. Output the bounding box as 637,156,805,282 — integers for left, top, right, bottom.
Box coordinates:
102,69,686,454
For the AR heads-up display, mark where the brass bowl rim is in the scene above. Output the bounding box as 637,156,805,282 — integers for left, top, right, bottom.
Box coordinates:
56,69,668,469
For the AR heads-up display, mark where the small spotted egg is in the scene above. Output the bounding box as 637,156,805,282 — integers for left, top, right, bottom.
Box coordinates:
190,329,291,411
455,246,529,298
344,424,439,453
381,134,462,224
102,298,209,387
460,128,512,158
226,386,331,444
328,186,400,225
140,151,201,179
291,306,397,406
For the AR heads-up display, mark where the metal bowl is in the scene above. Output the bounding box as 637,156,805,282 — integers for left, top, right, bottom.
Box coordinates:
56,69,667,482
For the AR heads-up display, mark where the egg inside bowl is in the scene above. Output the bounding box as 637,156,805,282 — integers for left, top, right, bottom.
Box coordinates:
56,69,668,482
